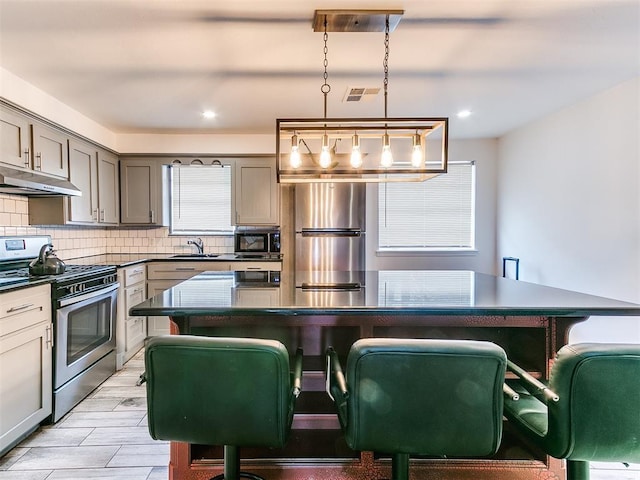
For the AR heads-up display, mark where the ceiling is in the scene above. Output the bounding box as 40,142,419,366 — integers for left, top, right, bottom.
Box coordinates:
0,0,638,139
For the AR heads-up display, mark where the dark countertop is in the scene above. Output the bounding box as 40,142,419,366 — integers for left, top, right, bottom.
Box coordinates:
63,253,282,267
0,253,282,293
129,270,640,318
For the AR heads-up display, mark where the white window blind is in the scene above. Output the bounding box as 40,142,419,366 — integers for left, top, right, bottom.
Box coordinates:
170,165,233,235
378,161,475,249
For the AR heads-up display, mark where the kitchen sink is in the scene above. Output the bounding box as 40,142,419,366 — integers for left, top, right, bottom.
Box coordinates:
170,254,220,258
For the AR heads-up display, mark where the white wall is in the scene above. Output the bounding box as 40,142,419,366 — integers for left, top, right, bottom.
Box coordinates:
116,133,274,155
367,138,498,274
1,67,275,155
497,77,640,343
0,68,117,149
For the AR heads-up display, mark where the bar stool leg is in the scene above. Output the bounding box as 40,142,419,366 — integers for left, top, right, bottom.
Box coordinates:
224,445,240,479
567,460,590,480
392,453,410,480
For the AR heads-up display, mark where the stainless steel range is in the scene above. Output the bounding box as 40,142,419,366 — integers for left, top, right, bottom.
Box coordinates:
0,236,118,422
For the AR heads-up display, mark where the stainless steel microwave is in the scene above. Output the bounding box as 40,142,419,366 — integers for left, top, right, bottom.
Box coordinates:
234,230,281,255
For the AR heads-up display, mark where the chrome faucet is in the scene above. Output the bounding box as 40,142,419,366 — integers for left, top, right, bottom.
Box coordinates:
187,238,204,255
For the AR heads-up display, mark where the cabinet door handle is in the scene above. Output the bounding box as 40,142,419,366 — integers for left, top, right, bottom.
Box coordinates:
24,148,30,167
245,267,262,270
132,268,144,275
100,209,105,222
35,152,42,170
46,325,54,349
92,208,98,221
133,287,144,294
175,267,196,271
150,210,155,223
6,303,34,313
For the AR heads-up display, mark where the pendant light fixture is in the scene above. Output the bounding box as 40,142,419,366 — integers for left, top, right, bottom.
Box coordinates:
277,9,449,183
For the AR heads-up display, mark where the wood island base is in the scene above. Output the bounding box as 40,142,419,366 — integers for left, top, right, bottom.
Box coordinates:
170,442,566,480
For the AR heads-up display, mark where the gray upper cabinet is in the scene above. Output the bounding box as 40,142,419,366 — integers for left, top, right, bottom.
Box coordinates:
120,158,168,226
29,140,119,226
97,149,119,224
31,123,69,178
233,157,279,226
1,105,69,178
0,105,31,169
68,139,98,223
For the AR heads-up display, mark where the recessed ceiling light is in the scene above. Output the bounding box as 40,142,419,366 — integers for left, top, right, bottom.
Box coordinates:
457,109,472,119
202,110,216,119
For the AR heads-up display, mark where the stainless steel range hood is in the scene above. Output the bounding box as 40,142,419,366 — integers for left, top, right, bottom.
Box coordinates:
0,165,81,196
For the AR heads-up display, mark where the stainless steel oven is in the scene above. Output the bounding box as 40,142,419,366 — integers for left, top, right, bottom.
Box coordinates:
0,235,119,423
52,268,118,422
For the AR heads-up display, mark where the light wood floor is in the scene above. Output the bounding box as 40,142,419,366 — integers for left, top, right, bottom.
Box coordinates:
0,349,637,480
0,349,167,480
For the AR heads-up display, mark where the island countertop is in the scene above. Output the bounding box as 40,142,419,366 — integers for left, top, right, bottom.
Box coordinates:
129,270,640,318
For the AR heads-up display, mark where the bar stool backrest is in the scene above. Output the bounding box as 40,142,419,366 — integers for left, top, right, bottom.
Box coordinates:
546,343,640,462
344,338,507,457
145,335,293,448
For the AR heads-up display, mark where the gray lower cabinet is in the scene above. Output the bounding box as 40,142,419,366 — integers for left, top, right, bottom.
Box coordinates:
116,264,147,369
145,261,282,336
0,284,52,456
146,262,228,336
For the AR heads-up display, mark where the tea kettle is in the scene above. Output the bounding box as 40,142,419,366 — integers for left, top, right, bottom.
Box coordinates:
29,243,66,276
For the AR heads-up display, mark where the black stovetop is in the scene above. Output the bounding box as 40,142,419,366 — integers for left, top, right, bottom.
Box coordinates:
0,263,116,284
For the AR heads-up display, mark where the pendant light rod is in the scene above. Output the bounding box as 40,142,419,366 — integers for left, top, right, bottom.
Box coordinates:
321,15,331,119
383,15,390,119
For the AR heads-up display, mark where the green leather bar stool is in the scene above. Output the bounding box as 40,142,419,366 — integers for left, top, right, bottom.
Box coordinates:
144,335,303,480
326,338,507,480
504,343,640,480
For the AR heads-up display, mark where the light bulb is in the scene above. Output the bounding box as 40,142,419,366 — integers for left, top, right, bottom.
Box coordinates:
350,147,362,168
289,134,302,168
319,134,332,169
350,134,363,168
411,134,423,167
380,134,393,168
290,145,302,169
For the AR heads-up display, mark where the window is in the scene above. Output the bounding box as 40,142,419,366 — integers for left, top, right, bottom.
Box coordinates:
378,161,475,250
170,165,233,235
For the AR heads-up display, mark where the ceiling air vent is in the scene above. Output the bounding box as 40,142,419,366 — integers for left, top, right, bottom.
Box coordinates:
343,87,381,102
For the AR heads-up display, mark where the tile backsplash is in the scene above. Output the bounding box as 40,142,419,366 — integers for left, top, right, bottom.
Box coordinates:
0,194,234,260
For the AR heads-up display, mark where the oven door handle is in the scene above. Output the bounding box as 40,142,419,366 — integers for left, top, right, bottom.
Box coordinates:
58,283,120,308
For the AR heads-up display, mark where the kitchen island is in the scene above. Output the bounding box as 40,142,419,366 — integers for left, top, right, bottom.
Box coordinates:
131,270,640,480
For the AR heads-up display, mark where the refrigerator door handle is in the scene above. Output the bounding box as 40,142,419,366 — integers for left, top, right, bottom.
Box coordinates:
301,229,362,237
301,282,362,291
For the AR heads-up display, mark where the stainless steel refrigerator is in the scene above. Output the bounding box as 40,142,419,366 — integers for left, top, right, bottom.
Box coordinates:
294,182,366,291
